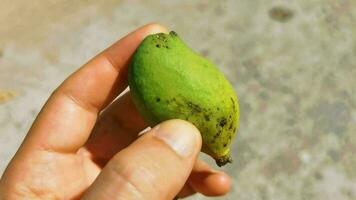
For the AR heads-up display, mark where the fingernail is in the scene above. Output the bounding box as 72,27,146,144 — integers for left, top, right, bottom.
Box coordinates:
153,120,199,157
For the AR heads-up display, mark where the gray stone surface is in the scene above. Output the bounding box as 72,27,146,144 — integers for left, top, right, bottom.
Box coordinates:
1,0,356,199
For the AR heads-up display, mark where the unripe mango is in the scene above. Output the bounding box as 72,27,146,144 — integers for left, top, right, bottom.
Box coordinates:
129,31,239,166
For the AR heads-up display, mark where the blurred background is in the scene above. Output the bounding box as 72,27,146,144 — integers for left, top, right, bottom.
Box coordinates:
1,0,355,199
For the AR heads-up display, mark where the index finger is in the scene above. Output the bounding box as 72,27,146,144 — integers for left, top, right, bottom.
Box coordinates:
22,23,168,153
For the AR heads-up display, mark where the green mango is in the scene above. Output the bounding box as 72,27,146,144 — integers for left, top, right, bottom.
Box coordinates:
129,31,239,167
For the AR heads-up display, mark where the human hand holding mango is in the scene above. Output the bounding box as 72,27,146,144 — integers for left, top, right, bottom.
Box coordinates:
0,24,231,200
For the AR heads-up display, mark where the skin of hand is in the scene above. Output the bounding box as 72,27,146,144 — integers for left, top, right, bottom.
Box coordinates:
0,24,231,200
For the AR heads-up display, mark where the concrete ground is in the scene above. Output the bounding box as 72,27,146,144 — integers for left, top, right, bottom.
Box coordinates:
1,0,355,199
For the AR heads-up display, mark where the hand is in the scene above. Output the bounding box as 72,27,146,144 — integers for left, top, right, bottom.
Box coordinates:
0,24,231,200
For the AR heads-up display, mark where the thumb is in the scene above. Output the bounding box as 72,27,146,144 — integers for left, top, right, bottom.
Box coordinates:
83,119,202,200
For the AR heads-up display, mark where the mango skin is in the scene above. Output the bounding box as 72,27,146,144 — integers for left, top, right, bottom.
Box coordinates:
129,31,239,166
